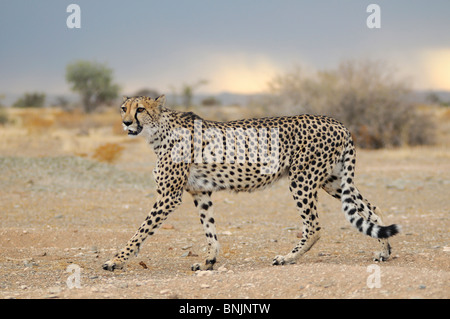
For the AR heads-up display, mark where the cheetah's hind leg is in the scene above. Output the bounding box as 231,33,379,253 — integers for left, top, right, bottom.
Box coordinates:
322,166,395,262
273,162,322,265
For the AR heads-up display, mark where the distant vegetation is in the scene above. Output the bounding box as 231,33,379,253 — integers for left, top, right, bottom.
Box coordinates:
266,59,436,148
13,92,46,108
2,58,442,149
170,80,208,107
425,92,450,107
0,94,7,125
134,88,161,99
66,60,120,113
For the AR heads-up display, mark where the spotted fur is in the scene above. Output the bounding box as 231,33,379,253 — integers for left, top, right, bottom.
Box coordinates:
102,95,400,271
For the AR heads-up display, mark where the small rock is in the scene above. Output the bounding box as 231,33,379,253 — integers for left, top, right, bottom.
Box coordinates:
160,289,171,295
23,260,38,267
118,282,128,289
181,245,193,250
196,270,213,277
221,231,232,236
217,266,228,272
161,224,174,229
90,246,99,253
386,180,406,191
181,251,198,257
48,286,62,294
419,285,426,289
201,284,210,288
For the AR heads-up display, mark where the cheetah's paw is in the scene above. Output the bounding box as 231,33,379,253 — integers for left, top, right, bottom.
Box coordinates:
191,262,214,271
102,258,125,271
373,251,390,262
272,255,286,266
191,263,202,271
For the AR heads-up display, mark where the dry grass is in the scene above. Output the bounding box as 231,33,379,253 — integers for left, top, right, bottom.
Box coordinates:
92,143,124,163
14,109,55,134
6,107,121,134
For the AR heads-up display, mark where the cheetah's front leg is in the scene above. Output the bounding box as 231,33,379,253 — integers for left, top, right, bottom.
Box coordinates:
189,191,219,271
102,190,183,271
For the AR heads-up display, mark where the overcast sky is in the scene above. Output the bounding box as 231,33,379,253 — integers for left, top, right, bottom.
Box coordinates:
1,0,449,96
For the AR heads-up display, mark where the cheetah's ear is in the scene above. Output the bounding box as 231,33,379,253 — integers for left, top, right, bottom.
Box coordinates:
155,95,166,108
122,96,130,102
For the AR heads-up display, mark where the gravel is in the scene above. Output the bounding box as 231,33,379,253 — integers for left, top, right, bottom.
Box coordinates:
1,146,449,299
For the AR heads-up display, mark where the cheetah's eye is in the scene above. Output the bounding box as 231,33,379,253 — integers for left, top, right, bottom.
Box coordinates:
121,107,127,112
136,107,145,113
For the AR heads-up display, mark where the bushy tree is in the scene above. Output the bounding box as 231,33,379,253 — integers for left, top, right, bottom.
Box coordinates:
66,60,120,113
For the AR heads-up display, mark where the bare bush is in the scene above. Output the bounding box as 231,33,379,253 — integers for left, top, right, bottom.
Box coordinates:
267,60,435,148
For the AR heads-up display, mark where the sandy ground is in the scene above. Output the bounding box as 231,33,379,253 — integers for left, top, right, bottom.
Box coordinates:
0,111,449,299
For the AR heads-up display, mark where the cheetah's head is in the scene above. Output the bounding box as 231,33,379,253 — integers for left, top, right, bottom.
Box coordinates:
120,95,165,137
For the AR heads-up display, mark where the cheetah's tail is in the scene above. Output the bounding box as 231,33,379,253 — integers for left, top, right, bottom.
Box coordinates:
340,134,401,239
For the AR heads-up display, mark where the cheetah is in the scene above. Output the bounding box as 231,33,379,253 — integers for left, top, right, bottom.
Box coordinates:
102,95,400,271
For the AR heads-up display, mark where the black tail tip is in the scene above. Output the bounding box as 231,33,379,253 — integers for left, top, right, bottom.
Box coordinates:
378,224,401,239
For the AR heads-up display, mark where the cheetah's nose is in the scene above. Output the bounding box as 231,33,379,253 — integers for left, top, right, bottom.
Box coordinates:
123,121,133,126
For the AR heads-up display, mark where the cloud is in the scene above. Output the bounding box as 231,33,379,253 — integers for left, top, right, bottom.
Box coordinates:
203,52,281,94
419,49,450,90
121,49,284,95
